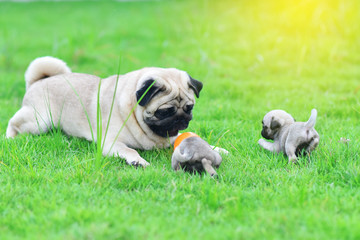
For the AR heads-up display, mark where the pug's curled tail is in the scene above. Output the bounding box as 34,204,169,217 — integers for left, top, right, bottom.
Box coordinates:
25,56,71,91
305,109,317,129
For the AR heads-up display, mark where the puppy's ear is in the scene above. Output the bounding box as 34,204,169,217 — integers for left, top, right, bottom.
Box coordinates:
270,117,285,130
136,79,162,106
188,75,203,98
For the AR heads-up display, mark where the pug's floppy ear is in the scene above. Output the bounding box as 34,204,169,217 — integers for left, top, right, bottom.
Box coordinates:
270,117,285,130
188,75,203,98
136,79,162,106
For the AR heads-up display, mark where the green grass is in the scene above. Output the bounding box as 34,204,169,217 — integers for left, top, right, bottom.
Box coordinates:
1,0,360,239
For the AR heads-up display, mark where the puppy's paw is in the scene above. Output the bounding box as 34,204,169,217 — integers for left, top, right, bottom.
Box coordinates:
211,146,229,155
130,158,150,168
258,139,266,146
211,172,219,178
288,157,298,164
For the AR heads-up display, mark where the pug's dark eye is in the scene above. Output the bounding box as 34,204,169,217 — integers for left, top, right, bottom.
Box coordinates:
155,107,176,119
184,104,194,114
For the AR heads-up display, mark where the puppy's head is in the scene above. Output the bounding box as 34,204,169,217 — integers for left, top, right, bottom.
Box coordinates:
135,68,202,138
261,110,295,140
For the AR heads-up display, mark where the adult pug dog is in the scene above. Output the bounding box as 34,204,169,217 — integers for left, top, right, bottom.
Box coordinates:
6,56,203,167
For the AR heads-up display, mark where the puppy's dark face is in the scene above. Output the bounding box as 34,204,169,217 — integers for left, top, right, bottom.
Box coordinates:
135,68,202,138
261,117,278,140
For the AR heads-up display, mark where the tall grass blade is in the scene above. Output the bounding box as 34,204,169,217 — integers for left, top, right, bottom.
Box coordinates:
102,57,122,151
96,79,103,166
105,80,156,156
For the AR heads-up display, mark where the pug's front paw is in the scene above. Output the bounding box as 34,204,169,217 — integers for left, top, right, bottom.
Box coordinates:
130,158,150,168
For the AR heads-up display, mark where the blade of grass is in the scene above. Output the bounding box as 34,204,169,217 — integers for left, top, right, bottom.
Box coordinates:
102,56,122,151
0,160,10,171
213,129,230,149
96,79,103,167
105,80,156,156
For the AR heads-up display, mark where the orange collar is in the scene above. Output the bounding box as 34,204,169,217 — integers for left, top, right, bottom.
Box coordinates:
174,132,200,150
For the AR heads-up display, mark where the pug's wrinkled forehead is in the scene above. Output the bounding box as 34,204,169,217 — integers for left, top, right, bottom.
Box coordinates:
135,68,203,111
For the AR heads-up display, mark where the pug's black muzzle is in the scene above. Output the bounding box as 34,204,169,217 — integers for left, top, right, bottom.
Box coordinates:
145,113,192,137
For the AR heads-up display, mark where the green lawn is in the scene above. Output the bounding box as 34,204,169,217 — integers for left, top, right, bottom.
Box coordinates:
1,0,360,239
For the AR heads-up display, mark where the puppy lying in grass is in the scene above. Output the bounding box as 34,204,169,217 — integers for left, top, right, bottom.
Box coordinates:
171,133,222,177
258,109,320,163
